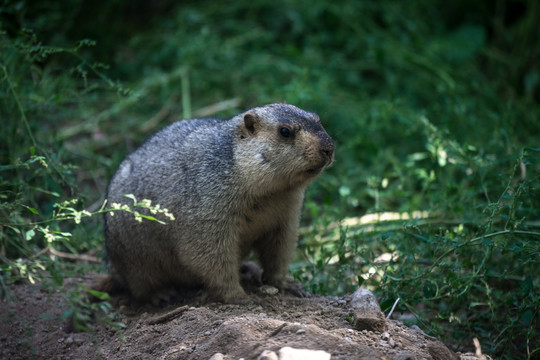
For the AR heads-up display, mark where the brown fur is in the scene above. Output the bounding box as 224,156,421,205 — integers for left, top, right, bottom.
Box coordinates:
102,104,334,303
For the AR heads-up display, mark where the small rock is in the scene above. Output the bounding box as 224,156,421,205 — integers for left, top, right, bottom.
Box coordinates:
295,328,306,335
343,336,352,342
278,347,331,360
257,350,278,360
381,331,390,341
57,337,64,343
459,353,493,360
389,338,395,347
350,288,386,333
208,352,224,360
259,285,279,296
65,336,73,344
204,330,212,336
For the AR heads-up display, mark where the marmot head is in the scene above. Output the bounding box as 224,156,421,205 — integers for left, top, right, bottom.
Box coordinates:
235,104,335,193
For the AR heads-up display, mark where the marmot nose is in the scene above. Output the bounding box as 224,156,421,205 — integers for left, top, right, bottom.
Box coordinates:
320,137,335,163
321,148,333,159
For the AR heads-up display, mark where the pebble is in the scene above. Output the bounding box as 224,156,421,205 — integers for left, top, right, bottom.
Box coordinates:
259,285,279,295
208,353,224,360
295,328,306,335
257,350,278,360
350,288,386,333
278,347,331,360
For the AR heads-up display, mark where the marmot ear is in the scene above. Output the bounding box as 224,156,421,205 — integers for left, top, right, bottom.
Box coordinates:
242,112,259,136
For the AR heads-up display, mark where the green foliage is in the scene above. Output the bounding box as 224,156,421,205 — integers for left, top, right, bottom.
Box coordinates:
1,1,539,358
62,284,126,333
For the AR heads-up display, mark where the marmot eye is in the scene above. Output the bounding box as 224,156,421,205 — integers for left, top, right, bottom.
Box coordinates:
279,127,292,138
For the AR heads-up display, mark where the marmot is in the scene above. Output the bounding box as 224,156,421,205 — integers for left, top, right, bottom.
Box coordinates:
103,103,335,303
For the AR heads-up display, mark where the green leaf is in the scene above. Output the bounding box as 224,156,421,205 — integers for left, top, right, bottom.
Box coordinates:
124,194,137,203
25,229,35,241
87,289,111,301
520,276,533,298
520,309,533,326
7,226,21,234
61,307,74,321
139,214,166,224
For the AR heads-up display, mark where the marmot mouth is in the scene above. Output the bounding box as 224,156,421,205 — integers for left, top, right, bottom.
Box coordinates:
305,158,332,175
305,167,323,175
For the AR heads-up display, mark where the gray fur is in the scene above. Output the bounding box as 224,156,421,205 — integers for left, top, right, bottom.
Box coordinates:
104,103,335,302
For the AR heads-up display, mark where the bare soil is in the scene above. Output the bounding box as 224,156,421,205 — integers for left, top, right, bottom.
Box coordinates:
0,275,483,360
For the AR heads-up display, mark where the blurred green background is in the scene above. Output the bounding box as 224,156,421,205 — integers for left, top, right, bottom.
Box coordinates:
1,1,539,358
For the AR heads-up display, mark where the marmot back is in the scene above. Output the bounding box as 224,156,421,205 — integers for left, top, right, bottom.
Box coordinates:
104,103,335,303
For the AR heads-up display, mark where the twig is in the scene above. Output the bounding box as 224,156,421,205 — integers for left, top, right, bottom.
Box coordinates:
33,246,102,264
473,337,483,358
386,297,400,319
147,305,189,325
49,248,102,263
269,322,287,337
193,98,242,118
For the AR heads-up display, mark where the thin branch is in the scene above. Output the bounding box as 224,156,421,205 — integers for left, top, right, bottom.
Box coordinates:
33,246,102,264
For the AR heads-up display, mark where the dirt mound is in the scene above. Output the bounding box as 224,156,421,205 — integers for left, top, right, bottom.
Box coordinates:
0,276,483,360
